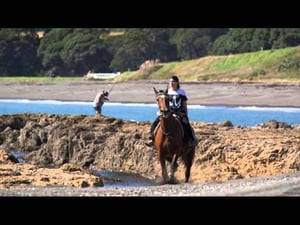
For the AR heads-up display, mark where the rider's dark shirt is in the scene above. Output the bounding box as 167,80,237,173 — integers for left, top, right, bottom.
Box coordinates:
168,88,188,114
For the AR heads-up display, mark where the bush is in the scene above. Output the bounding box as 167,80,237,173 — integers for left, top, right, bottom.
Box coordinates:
277,58,300,71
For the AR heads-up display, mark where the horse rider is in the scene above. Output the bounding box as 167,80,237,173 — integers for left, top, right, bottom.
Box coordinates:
145,75,197,147
93,90,109,115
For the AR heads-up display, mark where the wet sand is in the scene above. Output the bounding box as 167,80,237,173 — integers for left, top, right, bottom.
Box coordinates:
1,80,300,107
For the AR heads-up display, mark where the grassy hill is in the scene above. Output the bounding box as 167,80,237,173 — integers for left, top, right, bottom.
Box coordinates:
1,45,300,83
114,45,300,82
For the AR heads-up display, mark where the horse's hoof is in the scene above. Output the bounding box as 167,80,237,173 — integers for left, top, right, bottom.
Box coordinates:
168,178,179,185
159,181,167,185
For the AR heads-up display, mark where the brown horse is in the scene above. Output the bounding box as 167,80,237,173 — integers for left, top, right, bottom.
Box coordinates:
153,87,195,184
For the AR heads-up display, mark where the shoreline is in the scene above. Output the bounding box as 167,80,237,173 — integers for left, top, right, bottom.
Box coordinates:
2,97,300,109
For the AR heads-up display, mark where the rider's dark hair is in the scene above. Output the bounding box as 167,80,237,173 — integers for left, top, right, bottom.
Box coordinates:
171,75,179,83
170,75,180,89
103,90,109,96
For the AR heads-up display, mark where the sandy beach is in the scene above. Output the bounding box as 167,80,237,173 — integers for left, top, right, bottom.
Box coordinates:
1,80,300,107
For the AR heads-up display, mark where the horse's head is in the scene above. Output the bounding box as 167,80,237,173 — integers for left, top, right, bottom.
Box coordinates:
154,87,170,117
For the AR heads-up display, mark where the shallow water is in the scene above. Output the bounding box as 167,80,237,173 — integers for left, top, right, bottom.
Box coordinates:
10,151,157,188
94,170,158,188
11,151,26,164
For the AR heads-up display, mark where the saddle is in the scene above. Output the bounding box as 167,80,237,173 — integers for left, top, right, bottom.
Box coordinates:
153,113,185,139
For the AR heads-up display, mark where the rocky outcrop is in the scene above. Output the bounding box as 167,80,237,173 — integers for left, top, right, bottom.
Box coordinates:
0,114,156,177
1,113,300,188
0,148,103,189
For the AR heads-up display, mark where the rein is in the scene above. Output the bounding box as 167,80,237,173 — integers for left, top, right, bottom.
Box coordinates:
159,113,179,138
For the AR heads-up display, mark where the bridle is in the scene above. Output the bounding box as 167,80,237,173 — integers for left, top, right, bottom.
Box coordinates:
155,90,171,118
155,88,178,137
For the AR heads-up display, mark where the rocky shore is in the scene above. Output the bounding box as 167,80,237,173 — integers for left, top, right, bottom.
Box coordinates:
1,113,300,195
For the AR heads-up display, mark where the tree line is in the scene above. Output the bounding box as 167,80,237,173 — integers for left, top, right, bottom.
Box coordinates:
1,28,300,76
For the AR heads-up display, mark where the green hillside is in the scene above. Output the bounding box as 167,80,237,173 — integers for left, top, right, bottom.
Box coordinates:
114,45,300,82
1,45,300,83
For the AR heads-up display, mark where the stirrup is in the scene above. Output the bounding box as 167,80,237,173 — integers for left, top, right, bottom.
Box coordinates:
145,140,153,147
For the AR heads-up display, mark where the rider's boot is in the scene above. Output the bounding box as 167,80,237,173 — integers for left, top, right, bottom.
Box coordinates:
145,136,154,147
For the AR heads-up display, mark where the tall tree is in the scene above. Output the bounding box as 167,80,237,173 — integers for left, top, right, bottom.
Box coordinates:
38,28,112,76
0,28,41,76
211,28,300,55
171,28,228,60
110,28,177,72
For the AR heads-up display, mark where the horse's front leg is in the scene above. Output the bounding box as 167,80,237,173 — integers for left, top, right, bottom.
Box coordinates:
160,158,169,185
183,146,195,183
169,154,179,184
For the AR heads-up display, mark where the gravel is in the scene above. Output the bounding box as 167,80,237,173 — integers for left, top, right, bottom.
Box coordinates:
1,171,300,196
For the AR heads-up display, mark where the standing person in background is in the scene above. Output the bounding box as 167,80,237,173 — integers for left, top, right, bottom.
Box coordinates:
145,75,197,147
93,90,109,115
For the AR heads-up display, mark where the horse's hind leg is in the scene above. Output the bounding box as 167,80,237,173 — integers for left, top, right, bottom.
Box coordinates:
183,147,195,183
169,155,179,184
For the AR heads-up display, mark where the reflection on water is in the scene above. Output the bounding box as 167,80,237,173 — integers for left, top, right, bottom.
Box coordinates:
94,170,158,188
11,151,26,164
